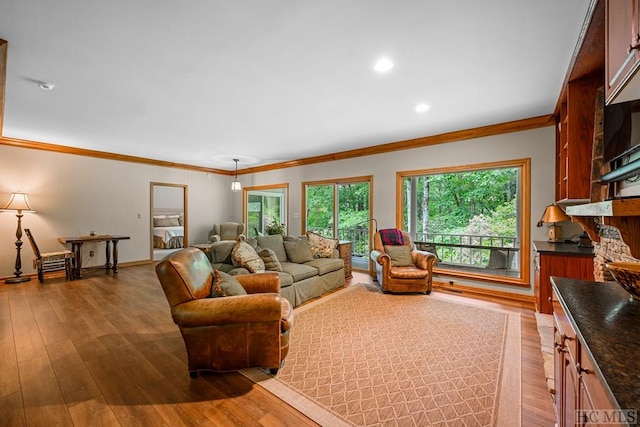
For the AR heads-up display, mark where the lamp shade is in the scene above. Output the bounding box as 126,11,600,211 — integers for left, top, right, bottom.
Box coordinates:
1,192,36,213
537,204,569,227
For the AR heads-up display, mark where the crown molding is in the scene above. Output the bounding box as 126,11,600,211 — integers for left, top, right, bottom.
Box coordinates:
0,114,553,176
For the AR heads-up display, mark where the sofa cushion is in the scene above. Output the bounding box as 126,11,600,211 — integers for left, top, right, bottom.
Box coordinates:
307,231,339,258
276,271,294,288
212,241,235,264
284,239,314,263
232,240,265,273
280,261,317,282
304,257,344,276
211,270,248,297
256,234,287,262
384,245,413,267
258,248,283,272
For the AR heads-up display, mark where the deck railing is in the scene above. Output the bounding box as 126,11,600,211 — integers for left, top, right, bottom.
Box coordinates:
307,227,519,270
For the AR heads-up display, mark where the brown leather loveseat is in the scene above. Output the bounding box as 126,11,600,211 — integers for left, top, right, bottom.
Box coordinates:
155,247,293,377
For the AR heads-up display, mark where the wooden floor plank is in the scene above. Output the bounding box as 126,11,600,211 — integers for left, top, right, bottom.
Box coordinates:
19,355,74,426
0,264,556,426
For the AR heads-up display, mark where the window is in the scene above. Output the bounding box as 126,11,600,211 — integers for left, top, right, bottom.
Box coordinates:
303,176,373,271
243,184,288,238
398,159,530,286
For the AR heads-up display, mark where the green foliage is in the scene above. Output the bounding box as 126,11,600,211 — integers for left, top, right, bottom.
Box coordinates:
403,167,518,237
265,217,285,235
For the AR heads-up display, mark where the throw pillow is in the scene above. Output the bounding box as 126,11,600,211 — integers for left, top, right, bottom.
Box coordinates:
307,231,339,258
283,238,315,263
232,239,266,273
154,217,180,227
256,234,287,262
211,270,248,297
258,248,283,271
384,245,414,267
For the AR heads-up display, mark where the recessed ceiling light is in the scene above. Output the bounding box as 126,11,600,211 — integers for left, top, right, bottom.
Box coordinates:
415,103,430,113
38,81,55,91
374,58,394,73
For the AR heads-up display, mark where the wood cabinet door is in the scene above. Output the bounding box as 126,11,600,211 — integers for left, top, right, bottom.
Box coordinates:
606,0,640,101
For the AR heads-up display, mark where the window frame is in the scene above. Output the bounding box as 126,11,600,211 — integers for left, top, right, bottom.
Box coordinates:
396,158,531,287
242,183,289,238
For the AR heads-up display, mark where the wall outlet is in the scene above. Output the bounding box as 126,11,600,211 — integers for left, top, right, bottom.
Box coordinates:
89,250,95,257
448,280,454,285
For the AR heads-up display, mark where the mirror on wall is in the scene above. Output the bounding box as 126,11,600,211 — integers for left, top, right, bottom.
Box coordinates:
150,182,188,261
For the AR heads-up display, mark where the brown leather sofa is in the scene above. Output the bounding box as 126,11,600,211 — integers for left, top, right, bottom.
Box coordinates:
155,247,293,377
370,230,437,294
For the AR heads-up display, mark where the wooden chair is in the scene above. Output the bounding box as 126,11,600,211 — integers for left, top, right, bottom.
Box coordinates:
24,229,75,283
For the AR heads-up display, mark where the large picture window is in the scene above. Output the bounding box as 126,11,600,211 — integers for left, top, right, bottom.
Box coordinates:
397,159,530,286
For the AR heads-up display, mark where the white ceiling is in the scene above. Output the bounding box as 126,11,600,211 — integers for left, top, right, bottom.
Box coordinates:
0,0,591,171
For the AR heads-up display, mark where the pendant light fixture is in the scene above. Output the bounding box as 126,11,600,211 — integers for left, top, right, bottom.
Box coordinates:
231,158,242,192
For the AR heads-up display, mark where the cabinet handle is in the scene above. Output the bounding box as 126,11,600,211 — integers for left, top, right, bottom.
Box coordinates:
554,342,566,353
560,333,573,342
610,34,640,87
576,363,590,375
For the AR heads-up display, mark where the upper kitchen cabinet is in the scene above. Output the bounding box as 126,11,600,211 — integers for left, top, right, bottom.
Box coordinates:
606,0,640,104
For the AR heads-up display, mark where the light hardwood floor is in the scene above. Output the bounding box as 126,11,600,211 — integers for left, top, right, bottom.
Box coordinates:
0,266,556,426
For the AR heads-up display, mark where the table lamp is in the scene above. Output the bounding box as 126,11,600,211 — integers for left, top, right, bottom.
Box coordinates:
536,204,570,242
1,192,36,283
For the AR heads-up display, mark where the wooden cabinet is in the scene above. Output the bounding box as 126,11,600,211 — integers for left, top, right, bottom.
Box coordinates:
533,242,594,314
551,280,633,427
555,73,602,203
605,0,640,103
552,287,622,427
338,240,352,278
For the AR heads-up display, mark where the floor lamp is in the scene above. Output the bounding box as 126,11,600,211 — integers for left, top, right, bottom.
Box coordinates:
2,192,36,283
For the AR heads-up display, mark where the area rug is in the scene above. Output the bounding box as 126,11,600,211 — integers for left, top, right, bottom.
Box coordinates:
242,284,521,427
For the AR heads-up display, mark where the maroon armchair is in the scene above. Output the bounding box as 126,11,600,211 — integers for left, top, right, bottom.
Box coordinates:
155,247,293,377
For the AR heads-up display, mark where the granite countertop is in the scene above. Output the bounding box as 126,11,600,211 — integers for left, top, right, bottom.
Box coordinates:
551,277,640,412
533,240,595,256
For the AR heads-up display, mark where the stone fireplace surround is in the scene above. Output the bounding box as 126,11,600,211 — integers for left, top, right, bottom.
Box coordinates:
593,224,639,281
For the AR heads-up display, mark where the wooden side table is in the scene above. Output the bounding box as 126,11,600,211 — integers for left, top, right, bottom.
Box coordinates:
338,240,352,278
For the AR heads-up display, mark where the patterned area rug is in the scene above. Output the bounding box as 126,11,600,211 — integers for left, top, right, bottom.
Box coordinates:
243,284,521,427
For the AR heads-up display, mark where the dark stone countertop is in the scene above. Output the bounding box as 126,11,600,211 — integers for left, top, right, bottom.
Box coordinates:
551,277,640,412
533,240,595,256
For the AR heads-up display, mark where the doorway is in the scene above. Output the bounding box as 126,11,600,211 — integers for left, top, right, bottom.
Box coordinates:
150,183,188,261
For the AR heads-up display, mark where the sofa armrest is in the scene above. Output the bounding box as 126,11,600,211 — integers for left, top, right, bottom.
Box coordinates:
370,250,389,266
235,272,280,294
171,293,282,327
209,234,222,242
412,250,437,271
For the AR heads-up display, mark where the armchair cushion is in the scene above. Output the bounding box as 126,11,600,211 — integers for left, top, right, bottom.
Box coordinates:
384,245,414,266
211,270,248,297
232,239,266,273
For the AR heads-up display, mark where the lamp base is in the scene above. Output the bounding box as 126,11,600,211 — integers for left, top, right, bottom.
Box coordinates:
547,224,563,242
5,276,31,284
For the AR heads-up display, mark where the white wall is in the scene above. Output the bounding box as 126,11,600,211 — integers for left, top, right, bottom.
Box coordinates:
0,144,234,274
1,125,562,295
236,126,560,295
